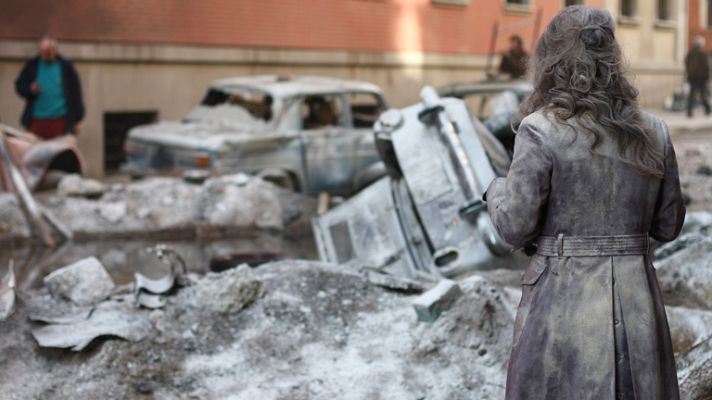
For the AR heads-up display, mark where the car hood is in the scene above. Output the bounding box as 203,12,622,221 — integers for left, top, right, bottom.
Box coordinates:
127,120,278,152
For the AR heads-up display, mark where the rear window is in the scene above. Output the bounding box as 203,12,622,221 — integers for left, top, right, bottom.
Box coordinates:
200,88,274,122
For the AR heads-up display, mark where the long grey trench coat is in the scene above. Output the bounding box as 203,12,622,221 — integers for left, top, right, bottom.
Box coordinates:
485,110,686,400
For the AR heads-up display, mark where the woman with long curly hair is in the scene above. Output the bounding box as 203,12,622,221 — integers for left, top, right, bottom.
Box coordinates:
484,5,685,399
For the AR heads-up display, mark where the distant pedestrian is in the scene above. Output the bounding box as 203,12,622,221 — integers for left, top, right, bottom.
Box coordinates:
499,35,529,80
15,35,84,139
685,36,710,118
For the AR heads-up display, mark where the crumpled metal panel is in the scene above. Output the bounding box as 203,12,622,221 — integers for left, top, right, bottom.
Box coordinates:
313,177,418,278
31,301,151,351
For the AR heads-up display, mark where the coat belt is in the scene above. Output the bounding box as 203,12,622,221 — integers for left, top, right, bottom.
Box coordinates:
537,233,650,257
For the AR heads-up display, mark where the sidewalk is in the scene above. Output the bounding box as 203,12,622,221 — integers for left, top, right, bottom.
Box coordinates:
648,108,712,136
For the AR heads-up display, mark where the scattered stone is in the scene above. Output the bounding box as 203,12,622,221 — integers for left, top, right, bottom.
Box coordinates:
187,265,261,314
364,270,426,293
57,174,106,198
43,257,116,306
412,279,463,323
31,300,151,351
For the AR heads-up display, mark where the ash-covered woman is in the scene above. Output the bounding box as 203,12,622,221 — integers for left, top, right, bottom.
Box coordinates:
484,6,685,400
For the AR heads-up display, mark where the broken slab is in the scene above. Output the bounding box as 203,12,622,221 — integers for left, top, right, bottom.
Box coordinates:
412,279,463,322
43,257,116,306
31,300,151,351
185,265,261,314
57,174,106,198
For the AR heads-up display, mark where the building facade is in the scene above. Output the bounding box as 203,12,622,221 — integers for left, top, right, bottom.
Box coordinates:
0,0,684,177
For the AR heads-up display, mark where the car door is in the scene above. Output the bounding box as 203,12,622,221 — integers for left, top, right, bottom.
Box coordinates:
300,94,356,195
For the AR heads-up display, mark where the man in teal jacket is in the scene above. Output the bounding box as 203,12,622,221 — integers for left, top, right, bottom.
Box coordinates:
15,36,84,140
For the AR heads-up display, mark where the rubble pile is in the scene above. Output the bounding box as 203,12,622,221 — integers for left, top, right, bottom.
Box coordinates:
0,210,711,400
0,173,315,245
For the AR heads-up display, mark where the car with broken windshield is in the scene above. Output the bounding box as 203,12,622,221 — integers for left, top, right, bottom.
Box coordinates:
123,75,388,196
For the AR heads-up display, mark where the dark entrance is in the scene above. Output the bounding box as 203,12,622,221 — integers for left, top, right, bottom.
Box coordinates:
103,111,157,172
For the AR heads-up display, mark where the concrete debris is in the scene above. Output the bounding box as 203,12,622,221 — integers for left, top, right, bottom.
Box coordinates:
0,263,16,321
656,239,712,310
677,336,712,400
31,300,151,351
57,174,106,198
97,201,127,224
364,270,426,293
186,265,261,314
194,174,284,230
43,257,116,306
412,279,464,323
1,256,712,398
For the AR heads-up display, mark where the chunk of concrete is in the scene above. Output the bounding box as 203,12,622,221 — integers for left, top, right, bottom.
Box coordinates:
412,279,463,323
44,257,116,306
190,265,261,314
57,174,106,198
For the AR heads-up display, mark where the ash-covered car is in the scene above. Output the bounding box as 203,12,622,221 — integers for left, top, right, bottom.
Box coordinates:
123,75,388,196
313,87,529,278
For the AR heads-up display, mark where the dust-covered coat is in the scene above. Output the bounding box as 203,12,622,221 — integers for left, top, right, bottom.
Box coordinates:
485,110,686,400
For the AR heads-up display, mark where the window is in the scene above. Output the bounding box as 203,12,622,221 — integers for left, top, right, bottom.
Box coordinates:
348,93,385,128
301,95,346,129
620,0,636,17
506,0,529,4
657,0,673,20
565,0,584,6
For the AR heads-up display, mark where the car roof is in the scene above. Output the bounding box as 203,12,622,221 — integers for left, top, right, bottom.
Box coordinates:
209,75,384,99
437,79,534,97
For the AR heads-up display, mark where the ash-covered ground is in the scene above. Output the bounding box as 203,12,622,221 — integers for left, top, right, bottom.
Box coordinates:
0,132,711,400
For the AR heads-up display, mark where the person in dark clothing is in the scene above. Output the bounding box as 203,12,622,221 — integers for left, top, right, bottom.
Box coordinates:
499,35,529,80
486,6,684,399
685,36,710,118
15,35,84,139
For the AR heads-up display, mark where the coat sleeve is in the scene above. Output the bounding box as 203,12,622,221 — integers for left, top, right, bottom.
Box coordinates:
484,122,552,248
65,60,85,123
650,127,686,242
14,60,35,100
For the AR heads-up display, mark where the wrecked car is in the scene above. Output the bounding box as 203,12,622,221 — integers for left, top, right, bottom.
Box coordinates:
313,87,529,278
123,75,388,196
0,124,85,192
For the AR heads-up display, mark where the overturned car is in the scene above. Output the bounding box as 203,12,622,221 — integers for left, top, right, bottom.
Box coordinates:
313,87,529,277
124,75,388,196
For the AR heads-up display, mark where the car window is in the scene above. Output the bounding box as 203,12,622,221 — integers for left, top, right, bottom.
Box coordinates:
301,95,346,129
348,92,384,128
186,88,273,126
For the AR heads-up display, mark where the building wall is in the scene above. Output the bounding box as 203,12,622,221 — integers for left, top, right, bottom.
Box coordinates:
0,0,684,178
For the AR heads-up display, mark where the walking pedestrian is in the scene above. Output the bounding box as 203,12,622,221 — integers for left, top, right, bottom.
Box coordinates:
685,36,711,118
